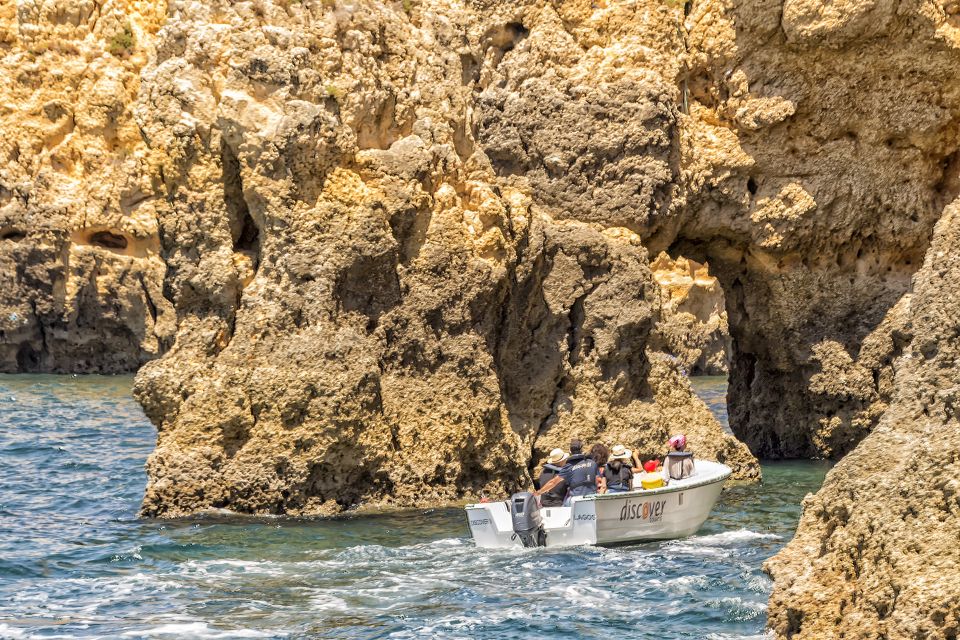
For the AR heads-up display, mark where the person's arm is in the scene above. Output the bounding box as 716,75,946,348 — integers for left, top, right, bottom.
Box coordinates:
534,475,562,496
597,475,607,494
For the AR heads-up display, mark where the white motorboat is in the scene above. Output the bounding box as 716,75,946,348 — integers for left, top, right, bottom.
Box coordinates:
465,460,731,548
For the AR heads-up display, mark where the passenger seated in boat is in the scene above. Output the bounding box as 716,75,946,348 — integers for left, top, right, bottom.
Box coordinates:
638,459,665,489
589,443,610,493
602,445,635,493
663,434,696,482
534,448,569,507
533,438,598,506
589,443,609,468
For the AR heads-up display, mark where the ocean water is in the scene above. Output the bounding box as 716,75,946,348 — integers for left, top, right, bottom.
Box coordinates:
0,374,830,639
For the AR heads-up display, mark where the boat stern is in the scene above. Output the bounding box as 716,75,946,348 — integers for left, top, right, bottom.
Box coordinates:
465,501,517,548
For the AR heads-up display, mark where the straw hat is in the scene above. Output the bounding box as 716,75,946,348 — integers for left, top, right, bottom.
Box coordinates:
546,448,569,464
610,444,632,460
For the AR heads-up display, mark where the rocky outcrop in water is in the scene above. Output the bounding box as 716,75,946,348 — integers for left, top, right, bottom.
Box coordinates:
675,0,960,460
5,0,960,634
124,0,757,517
765,200,960,639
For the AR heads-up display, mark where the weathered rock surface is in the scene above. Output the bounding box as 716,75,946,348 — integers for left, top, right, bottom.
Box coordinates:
125,0,756,517
651,252,730,376
677,0,960,459
5,0,960,633
0,0,174,372
765,200,960,640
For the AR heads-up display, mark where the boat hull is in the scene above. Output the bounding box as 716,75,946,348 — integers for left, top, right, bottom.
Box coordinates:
465,461,730,548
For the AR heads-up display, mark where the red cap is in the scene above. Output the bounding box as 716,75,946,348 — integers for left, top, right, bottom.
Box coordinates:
643,460,658,473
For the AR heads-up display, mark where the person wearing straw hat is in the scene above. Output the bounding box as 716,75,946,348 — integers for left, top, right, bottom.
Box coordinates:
534,438,598,506
534,448,569,507
602,444,636,493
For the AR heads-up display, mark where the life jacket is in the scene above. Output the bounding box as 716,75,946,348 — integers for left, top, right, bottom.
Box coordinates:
561,454,598,497
536,463,566,507
603,461,633,491
665,451,695,480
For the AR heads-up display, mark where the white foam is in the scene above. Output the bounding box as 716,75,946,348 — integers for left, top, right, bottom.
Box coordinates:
0,624,26,639
683,529,781,545
309,592,349,612
121,622,277,638
661,529,781,557
180,558,286,577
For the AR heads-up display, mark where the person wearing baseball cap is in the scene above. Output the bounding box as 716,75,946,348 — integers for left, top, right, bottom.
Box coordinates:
534,448,569,507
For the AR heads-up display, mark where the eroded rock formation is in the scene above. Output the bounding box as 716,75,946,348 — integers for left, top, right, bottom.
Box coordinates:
765,201,960,639
0,1,174,372
675,0,960,459
4,0,960,634
124,0,756,517
651,252,730,376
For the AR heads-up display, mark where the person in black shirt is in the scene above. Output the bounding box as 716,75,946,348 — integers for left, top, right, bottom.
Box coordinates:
534,438,598,506
603,444,635,493
534,448,569,507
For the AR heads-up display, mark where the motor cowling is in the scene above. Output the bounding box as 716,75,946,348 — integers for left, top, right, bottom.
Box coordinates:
510,491,547,547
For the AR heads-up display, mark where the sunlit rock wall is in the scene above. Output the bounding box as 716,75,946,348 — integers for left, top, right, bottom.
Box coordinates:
5,1,960,633
128,0,756,517
650,252,730,376
765,199,960,640
677,0,960,459
0,0,174,373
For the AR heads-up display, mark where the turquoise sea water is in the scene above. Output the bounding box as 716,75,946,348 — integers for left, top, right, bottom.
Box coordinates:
0,375,829,639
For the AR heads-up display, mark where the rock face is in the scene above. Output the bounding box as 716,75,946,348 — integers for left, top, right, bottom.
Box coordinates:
676,0,960,459
651,252,730,376
765,201,960,640
125,0,756,517
5,0,960,633
0,1,175,373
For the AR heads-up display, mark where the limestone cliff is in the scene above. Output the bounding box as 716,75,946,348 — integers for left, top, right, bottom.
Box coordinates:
4,0,960,635
122,0,757,517
677,0,960,460
651,252,730,376
765,200,960,640
0,0,174,372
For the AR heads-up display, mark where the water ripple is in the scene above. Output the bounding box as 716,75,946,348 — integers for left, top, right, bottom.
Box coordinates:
0,374,830,638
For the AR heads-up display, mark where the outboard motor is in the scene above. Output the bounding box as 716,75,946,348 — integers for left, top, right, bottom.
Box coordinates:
509,491,547,547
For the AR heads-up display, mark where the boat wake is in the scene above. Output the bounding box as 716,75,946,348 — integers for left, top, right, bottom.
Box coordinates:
0,375,830,639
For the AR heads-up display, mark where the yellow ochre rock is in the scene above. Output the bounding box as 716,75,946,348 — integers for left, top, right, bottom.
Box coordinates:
3,0,960,636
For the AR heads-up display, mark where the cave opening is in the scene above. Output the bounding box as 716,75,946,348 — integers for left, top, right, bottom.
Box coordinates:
234,210,261,262
660,228,929,464
0,227,26,242
88,230,129,250
222,139,260,274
